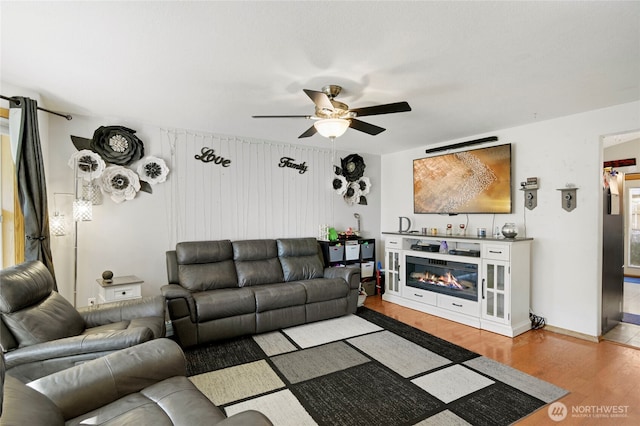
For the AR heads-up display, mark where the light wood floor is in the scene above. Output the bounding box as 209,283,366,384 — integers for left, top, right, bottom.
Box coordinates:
364,295,640,425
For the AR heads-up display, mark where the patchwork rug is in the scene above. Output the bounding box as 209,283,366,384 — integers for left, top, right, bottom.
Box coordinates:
184,308,568,426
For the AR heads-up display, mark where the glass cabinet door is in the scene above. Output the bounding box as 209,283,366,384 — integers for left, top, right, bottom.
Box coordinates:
483,260,508,323
386,250,401,294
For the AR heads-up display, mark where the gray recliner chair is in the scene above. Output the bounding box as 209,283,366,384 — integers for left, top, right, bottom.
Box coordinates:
0,260,166,382
0,338,273,425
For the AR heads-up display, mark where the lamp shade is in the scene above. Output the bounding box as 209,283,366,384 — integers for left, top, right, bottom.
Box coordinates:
313,118,350,139
50,213,66,236
73,199,92,221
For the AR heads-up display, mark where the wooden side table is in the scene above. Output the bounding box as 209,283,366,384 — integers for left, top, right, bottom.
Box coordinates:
96,275,143,304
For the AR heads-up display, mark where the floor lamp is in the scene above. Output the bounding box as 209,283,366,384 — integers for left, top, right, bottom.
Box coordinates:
72,159,93,307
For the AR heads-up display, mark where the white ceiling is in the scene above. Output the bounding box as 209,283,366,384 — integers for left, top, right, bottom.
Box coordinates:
2,1,639,155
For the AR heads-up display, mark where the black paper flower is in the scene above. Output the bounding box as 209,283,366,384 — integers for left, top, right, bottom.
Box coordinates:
90,125,145,166
333,175,348,195
340,154,366,182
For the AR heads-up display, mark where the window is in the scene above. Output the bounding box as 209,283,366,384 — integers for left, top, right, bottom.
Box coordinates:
0,107,24,268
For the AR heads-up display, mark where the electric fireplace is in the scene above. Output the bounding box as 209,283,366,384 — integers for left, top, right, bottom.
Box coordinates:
405,255,478,301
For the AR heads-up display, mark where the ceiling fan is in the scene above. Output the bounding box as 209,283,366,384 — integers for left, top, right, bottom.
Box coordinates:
252,85,411,140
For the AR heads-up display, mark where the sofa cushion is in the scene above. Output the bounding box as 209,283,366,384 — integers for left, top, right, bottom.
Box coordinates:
296,278,350,303
193,288,256,322
176,240,233,264
233,240,284,286
0,261,55,314
67,377,227,425
277,238,324,281
253,283,306,313
178,262,238,292
2,292,85,347
177,241,238,291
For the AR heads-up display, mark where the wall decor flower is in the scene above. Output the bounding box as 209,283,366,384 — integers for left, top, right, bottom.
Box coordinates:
332,175,348,196
68,150,106,181
338,154,366,181
332,153,370,205
70,125,170,202
100,165,141,203
137,156,170,185
89,126,145,166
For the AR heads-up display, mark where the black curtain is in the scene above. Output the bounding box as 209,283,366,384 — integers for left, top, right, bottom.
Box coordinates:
11,97,57,289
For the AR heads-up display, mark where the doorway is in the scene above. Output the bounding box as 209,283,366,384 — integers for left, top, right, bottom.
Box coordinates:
624,174,640,278
602,131,640,346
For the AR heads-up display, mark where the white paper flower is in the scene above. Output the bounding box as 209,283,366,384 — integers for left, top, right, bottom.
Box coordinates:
137,156,169,185
344,182,362,205
100,165,141,203
332,175,348,196
68,150,106,181
357,176,371,196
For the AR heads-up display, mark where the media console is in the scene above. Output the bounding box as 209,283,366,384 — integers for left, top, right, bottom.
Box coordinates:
382,232,532,337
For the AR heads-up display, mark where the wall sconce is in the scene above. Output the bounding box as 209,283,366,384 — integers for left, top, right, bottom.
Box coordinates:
313,118,350,140
557,185,579,212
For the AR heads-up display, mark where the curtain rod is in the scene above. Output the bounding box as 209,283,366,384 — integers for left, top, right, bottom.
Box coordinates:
0,95,73,120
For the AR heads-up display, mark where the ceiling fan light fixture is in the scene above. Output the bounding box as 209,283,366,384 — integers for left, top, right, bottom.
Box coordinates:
314,118,350,139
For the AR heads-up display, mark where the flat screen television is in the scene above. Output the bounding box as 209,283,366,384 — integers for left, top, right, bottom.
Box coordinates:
413,143,512,214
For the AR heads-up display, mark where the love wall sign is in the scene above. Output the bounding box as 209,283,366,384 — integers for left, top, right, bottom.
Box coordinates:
195,147,231,167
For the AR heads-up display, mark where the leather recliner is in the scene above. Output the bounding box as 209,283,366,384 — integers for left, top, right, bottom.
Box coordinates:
0,260,166,382
0,338,273,425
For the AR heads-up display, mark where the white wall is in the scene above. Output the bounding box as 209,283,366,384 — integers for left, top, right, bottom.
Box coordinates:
381,101,640,338
44,113,381,307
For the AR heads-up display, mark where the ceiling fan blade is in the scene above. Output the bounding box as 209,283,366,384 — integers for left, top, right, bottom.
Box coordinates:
298,125,318,138
303,89,334,111
349,119,386,135
252,115,313,119
349,101,411,117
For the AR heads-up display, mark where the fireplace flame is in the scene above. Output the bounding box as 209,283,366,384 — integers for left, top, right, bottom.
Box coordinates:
418,271,464,289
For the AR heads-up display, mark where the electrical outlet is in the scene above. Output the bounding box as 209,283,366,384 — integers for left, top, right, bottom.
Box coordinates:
88,297,96,307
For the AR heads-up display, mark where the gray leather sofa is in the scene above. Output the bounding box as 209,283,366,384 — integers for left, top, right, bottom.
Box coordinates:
0,260,166,382
162,238,360,347
0,338,273,425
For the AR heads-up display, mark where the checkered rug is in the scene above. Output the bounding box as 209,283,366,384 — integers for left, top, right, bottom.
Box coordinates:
184,308,568,426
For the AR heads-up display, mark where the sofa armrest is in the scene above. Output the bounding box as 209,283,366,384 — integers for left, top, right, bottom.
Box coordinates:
323,267,360,290
161,284,197,322
27,339,186,421
3,327,154,370
78,295,165,328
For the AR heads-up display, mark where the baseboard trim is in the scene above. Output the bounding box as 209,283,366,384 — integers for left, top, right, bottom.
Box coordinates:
545,324,599,343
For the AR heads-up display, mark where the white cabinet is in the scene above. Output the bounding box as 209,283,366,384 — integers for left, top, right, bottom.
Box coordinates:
96,275,143,304
481,242,532,337
382,233,531,337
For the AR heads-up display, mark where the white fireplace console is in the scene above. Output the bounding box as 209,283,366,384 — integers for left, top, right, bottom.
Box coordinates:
382,232,532,337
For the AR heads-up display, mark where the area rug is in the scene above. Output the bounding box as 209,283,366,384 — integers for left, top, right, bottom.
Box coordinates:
622,312,640,326
184,308,568,426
